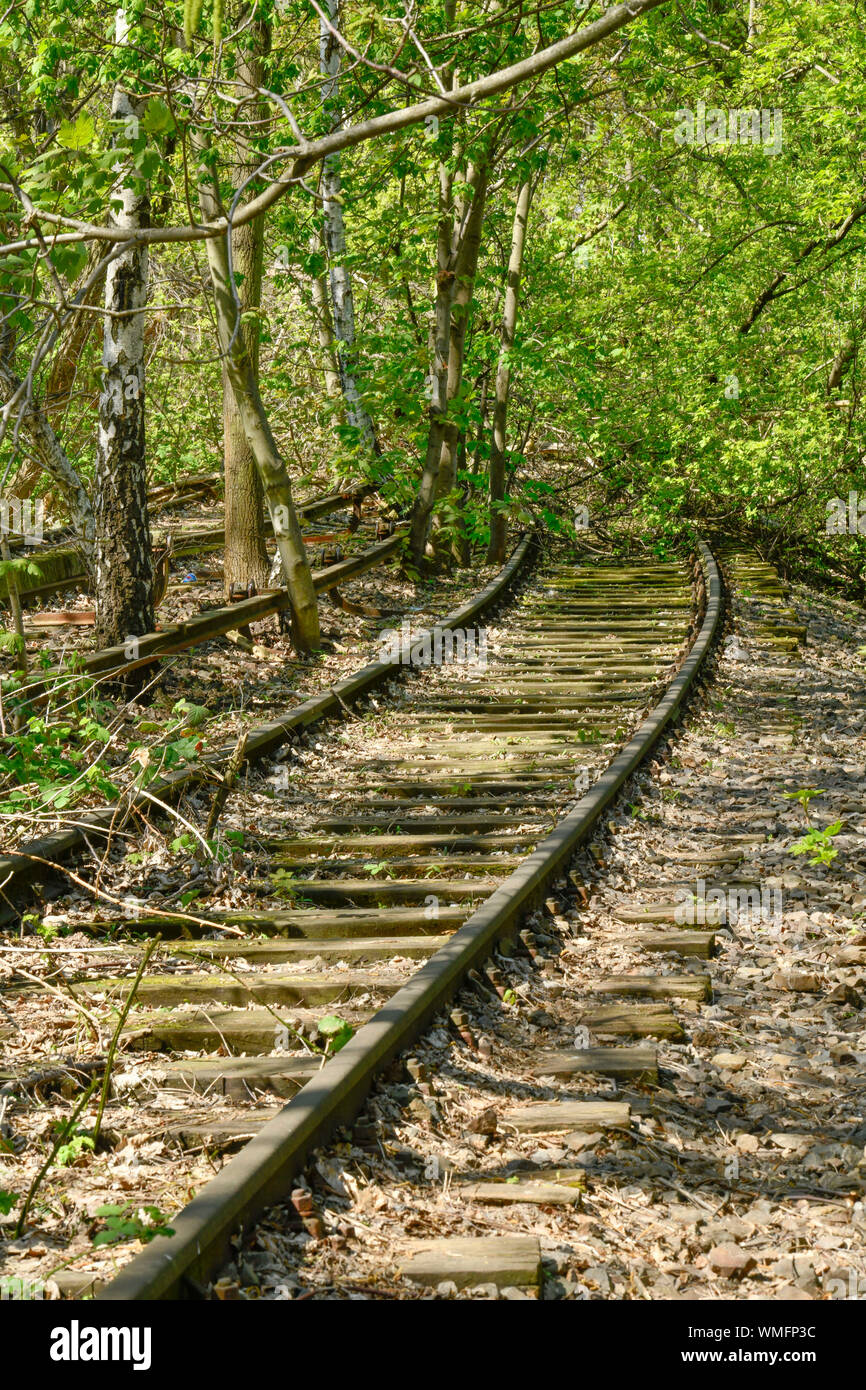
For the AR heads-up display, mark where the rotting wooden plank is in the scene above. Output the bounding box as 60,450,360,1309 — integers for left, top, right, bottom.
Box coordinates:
397,1236,542,1289
594,974,711,1001
580,1003,684,1039
337,795,561,811
530,1046,658,1082
502,1101,631,1134
115,1055,319,1099
273,832,540,856
75,968,401,1009
312,814,552,834
631,929,716,957
616,901,722,924
124,1006,367,1054
167,936,445,964
457,1179,584,1206
268,855,524,878
162,1109,283,1149
255,878,491,904
76,905,466,939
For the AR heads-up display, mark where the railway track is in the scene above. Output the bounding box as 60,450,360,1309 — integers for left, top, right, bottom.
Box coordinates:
2,486,376,610
0,497,406,898
173,541,866,1303
1,537,721,1298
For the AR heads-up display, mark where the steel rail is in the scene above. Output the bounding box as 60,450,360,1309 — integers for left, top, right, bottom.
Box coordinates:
23,531,406,696
2,487,375,608
0,535,534,908
99,540,722,1301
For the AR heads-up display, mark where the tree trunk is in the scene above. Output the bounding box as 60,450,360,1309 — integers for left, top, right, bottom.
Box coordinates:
488,173,533,565
309,229,342,399
319,0,377,452
409,157,456,564
92,71,154,682
197,148,320,652
222,9,271,597
409,156,489,565
437,161,489,501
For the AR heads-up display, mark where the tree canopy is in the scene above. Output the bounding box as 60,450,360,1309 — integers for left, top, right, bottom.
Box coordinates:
1,0,864,621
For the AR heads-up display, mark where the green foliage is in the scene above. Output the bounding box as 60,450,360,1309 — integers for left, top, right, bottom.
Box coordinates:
270,868,297,899
54,1129,94,1168
363,860,390,877
790,821,843,867
171,698,211,728
0,556,42,585
2,0,866,592
91,1201,175,1247
35,914,66,944
782,788,826,820
0,1190,18,1215
0,711,119,814
317,1014,353,1053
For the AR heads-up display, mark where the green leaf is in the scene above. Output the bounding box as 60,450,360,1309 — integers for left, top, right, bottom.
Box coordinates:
317,1014,354,1052
171,698,210,727
141,97,175,135
56,114,96,150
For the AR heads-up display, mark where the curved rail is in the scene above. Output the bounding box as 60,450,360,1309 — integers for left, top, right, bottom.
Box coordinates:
98,540,722,1300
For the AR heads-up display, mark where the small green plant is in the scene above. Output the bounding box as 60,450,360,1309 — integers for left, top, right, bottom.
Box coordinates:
169,832,198,856
782,787,825,819
171,697,210,728
54,1127,94,1168
790,822,842,867
0,1190,18,1215
169,832,230,863
91,1201,175,1247
364,860,390,878
782,788,842,866
271,868,297,899
0,555,42,589
317,1015,353,1054
0,711,118,814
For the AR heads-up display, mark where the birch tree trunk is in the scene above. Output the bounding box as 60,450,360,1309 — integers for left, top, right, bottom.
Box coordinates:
92,38,154,677
222,7,271,596
319,0,377,452
310,229,341,399
197,147,320,652
487,174,533,564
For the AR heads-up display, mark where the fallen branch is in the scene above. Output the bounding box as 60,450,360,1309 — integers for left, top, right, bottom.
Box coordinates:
91,935,160,1146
